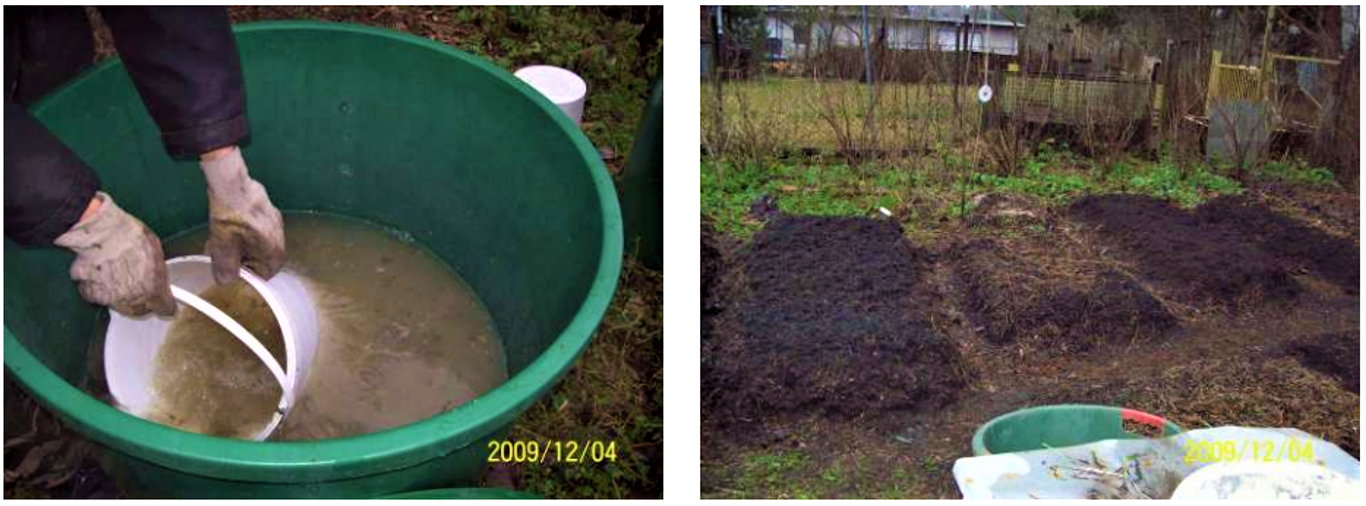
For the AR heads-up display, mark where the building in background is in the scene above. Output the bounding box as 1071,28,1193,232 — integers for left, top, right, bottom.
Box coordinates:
764,6,1022,62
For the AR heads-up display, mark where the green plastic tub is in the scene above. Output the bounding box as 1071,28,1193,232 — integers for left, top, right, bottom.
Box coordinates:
385,488,541,500
3,22,621,498
619,77,661,270
972,404,1184,456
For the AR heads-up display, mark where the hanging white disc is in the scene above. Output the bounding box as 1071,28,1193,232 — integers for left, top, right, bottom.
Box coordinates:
977,84,994,103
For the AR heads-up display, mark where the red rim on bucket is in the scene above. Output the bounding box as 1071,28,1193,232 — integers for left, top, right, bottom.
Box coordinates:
1120,408,1170,431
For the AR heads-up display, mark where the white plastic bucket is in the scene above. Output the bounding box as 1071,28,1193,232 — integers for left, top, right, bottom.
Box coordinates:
1172,462,1360,500
514,65,587,126
104,255,318,440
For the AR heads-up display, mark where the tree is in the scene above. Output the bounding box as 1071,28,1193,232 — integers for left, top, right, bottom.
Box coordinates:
1072,6,1124,31
722,6,767,51
716,6,767,76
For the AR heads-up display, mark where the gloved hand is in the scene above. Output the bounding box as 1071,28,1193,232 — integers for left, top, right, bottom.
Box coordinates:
54,192,177,317
200,146,286,285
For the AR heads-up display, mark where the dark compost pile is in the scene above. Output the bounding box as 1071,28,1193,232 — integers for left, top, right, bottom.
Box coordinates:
703,216,965,426
1069,195,1302,308
1197,195,1359,292
701,220,726,339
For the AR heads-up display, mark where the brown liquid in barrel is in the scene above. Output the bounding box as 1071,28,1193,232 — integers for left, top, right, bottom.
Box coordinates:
147,281,285,439
159,213,507,441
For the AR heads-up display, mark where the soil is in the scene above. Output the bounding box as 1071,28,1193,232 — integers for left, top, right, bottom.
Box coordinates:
701,220,725,340
1069,194,1302,309
702,216,967,431
1277,331,1360,394
1251,182,1359,242
1197,195,1359,292
955,238,1177,352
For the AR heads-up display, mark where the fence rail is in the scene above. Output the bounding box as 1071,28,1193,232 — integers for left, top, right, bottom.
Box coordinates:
1001,72,1160,125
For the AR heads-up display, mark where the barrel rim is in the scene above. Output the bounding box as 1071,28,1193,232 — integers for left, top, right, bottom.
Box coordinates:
3,20,623,484
970,404,1185,456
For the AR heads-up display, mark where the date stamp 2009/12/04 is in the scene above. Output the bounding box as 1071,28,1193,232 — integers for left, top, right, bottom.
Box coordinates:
1183,438,1317,465
486,440,619,464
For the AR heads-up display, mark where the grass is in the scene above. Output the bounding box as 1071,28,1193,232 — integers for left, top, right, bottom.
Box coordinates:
969,141,1243,208
702,140,1254,241
502,257,662,498
707,443,937,500
702,162,912,240
702,77,1159,157
737,451,811,494
726,450,837,499
1253,159,1339,187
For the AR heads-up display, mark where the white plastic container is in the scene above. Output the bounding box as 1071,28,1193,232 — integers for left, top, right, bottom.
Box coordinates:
104,255,318,440
1172,462,1360,500
514,65,587,126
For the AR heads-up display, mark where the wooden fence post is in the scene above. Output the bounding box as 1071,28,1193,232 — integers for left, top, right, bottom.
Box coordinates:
1206,50,1222,116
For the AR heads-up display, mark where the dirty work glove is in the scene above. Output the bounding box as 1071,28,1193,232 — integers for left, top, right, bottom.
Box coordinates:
54,192,177,317
201,146,286,285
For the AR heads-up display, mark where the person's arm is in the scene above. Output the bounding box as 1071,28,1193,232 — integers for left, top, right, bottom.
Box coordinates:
4,104,175,317
100,7,285,284
3,102,101,246
97,6,248,158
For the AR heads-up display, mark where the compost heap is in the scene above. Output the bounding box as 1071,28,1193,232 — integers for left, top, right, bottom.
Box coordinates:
701,220,726,339
1066,194,1355,308
956,238,1177,351
704,216,965,426
1195,195,1359,291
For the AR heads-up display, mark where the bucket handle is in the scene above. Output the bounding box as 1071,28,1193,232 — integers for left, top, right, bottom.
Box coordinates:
169,285,292,415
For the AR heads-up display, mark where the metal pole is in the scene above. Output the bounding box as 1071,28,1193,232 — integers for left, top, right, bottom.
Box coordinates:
861,6,873,86
712,6,724,78
983,6,991,83
711,6,724,155
861,6,877,149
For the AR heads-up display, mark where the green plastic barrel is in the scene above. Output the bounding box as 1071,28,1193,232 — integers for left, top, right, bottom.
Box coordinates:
972,404,1184,456
619,76,662,270
384,488,541,499
3,21,621,498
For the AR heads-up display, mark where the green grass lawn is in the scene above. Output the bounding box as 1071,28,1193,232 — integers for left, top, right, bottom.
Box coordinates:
703,140,1340,242
502,256,662,499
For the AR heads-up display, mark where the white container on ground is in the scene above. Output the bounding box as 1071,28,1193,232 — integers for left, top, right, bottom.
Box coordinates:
1171,462,1360,500
104,255,318,441
514,65,587,126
